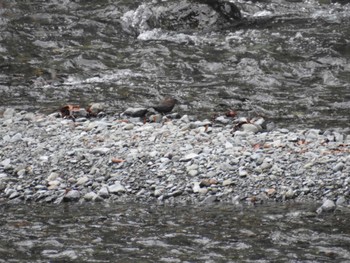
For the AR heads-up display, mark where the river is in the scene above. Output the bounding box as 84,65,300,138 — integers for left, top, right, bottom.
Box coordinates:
0,0,349,129
1,202,350,262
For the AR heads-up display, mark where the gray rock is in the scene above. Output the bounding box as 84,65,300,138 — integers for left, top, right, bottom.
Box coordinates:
108,182,126,194
202,195,217,204
9,191,20,199
123,123,135,130
76,176,89,186
3,108,16,119
179,115,190,123
216,116,230,124
123,107,148,117
284,188,295,199
88,103,106,115
83,192,99,201
320,199,336,212
47,172,60,181
335,196,347,206
98,186,110,198
90,147,110,155
333,162,344,172
154,188,164,197
223,179,234,186
180,153,199,162
0,158,11,167
241,123,260,134
238,168,248,177
63,190,80,202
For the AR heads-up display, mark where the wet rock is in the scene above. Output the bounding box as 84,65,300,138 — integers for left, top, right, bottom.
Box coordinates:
63,190,80,202
122,0,242,34
335,196,347,206
123,107,148,117
83,192,102,201
284,188,295,199
98,186,110,198
317,199,336,213
193,182,208,194
201,195,217,204
41,249,78,260
9,191,20,199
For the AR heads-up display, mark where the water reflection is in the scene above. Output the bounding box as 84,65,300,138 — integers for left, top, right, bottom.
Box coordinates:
1,202,350,262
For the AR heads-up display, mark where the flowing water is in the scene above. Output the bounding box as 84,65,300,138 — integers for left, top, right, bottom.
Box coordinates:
1,1,350,261
0,0,349,129
1,202,350,262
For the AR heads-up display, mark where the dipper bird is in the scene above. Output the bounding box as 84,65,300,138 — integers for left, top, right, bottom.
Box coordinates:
152,97,178,114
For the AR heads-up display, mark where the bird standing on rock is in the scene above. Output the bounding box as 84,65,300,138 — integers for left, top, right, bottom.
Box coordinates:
152,97,178,114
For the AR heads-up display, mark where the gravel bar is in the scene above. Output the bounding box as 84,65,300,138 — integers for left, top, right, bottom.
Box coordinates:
0,108,349,211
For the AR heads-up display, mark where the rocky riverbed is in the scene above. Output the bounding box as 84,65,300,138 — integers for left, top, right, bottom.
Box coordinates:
0,107,349,212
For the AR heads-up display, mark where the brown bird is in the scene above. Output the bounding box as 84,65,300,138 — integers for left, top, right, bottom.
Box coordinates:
152,97,178,114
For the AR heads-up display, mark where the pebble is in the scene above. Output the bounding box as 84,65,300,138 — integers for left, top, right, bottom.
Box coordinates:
90,147,110,155
47,172,60,181
333,162,344,172
222,179,234,186
180,153,199,162
0,108,349,208
123,123,134,130
241,123,260,134
76,176,89,185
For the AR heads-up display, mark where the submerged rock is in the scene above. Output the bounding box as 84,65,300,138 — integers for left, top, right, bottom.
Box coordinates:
121,0,242,34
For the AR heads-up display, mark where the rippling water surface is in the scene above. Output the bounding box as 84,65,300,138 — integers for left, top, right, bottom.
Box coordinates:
0,0,349,129
1,202,350,262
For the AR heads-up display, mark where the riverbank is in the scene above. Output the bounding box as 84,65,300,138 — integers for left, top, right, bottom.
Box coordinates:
0,108,349,210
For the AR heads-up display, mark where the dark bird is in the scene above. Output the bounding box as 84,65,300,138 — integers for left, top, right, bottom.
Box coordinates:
152,97,178,114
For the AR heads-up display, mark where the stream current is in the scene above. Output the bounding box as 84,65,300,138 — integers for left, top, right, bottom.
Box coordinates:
1,202,350,262
0,0,349,129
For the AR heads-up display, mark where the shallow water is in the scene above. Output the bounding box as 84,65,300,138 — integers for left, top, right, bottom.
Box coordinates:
0,202,350,262
0,0,349,129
